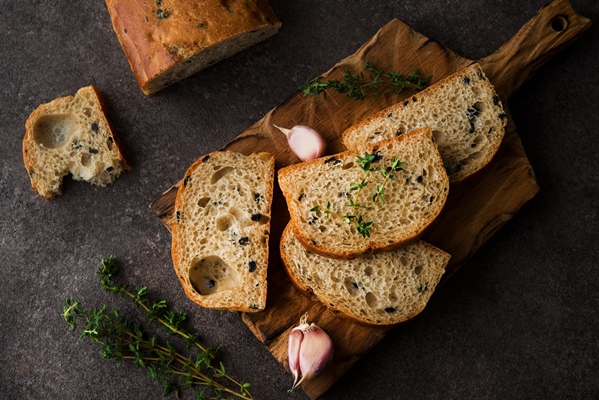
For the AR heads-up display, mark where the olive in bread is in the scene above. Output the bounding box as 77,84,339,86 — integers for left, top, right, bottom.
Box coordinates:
280,224,450,326
278,127,449,260
105,0,282,95
23,85,131,200
342,63,506,183
171,151,274,312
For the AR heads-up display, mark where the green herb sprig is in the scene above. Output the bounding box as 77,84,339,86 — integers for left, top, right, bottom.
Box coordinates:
63,257,252,400
300,61,431,100
311,152,405,238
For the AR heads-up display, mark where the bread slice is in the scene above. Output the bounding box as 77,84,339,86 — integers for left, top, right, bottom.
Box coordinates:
280,223,450,326
171,151,274,312
105,0,281,95
342,63,507,183
278,127,449,260
23,85,131,200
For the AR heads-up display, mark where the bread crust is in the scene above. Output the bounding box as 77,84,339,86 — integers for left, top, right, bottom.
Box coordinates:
278,127,449,260
105,0,281,95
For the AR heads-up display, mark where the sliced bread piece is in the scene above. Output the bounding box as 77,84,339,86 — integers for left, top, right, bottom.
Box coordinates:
278,127,449,260
280,223,450,326
342,63,507,183
23,85,131,200
171,151,274,312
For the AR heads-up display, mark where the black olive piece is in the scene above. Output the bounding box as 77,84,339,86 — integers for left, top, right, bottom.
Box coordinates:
385,307,396,313
91,123,99,132
250,304,259,310
417,176,423,183
251,213,262,222
352,282,359,289
396,128,402,136
238,237,249,245
298,193,305,202
417,284,428,293
466,106,479,121
498,113,507,120
471,143,477,148
248,261,257,272
374,131,381,135
202,155,210,162
324,157,341,165
463,77,471,84
308,216,318,225
176,211,181,222
493,95,499,105
183,176,191,187
311,239,317,245
89,148,99,154
106,166,115,172
388,113,393,118
404,101,409,106
372,150,383,162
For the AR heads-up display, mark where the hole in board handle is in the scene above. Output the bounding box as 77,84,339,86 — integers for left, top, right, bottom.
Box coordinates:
550,15,568,32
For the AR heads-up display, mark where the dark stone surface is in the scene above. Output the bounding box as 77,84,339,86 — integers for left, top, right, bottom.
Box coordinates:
1,1,598,399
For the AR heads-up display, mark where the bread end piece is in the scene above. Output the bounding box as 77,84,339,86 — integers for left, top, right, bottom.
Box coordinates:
280,223,450,326
105,0,282,96
23,85,131,200
171,151,274,312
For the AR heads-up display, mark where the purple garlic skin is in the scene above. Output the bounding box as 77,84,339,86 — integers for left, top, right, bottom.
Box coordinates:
287,314,334,390
274,124,327,162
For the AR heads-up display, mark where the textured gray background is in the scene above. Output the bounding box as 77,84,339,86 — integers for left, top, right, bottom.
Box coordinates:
1,0,598,399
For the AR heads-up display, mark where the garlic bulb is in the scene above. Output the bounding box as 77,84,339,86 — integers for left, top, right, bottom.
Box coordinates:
274,124,327,162
288,313,334,390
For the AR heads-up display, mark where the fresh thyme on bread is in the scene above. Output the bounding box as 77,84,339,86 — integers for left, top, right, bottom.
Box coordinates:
342,63,506,183
278,127,449,260
280,224,450,326
105,0,281,95
23,85,131,200
171,151,274,312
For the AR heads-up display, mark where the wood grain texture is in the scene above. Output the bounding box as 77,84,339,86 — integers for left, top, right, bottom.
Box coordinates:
148,1,590,397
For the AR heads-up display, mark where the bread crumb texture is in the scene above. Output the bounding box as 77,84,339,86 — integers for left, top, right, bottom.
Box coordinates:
342,63,506,183
23,85,130,200
278,127,449,259
171,151,274,312
281,224,450,325
105,0,281,95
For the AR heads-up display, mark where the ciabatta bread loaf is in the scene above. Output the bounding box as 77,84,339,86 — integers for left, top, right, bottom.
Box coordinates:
105,0,281,95
278,127,449,260
171,151,274,312
342,63,506,183
280,224,450,326
23,85,131,200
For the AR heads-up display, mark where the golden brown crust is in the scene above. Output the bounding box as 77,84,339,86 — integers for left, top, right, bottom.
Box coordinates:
105,0,281,95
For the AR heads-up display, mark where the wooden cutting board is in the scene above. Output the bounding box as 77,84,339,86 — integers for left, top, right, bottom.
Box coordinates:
149,0,590,398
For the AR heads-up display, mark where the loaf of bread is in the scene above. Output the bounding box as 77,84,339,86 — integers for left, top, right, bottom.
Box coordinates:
171,151,274,312
280,224,449,326
23,85,131,200
105,0,281,95
278,127,449,260
342,63,506,183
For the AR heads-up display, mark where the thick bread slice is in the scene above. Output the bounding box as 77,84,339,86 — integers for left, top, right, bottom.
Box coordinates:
171,151,274,312
278,127,449,260
23,85,131,200
342,63,507,183
105,0,281,95
280,224,450,326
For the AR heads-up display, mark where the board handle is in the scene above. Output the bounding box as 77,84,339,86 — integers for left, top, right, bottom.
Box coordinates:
480,0,591,98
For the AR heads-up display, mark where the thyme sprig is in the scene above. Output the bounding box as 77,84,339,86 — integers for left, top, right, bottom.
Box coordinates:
300,61,431,100
311,152,405,238
63,257,252,400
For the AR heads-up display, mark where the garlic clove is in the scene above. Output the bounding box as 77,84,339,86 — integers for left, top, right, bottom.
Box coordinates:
288,328,303,388
274,124,327,162
288,313,334,391
296,324,334,387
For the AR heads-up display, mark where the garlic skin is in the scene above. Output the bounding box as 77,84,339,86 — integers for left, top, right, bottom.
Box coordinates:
288,313,334,390
274,124,327,162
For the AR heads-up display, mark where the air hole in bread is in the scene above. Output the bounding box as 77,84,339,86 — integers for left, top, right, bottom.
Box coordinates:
83,108,92,118
473,101,486,112
197,197,211,207
342,162,354,170
414,265,423,275
33,114,77,149
364,266,373,276
344,277,359,296
216,215,234,231
365,292,378,308
211,166,234,184
81,153,92,167
189,255,238,296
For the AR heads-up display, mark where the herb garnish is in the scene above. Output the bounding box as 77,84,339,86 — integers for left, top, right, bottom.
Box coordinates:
63,257,252,399
311,152,405,238
300,61,431,100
